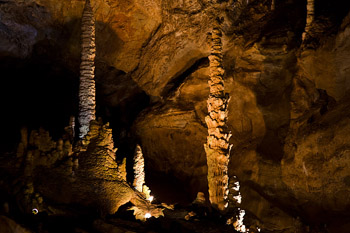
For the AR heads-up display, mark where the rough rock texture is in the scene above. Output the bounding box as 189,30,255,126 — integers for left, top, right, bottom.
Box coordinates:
302,0,314,40
0,216,32,233
134,104,209,199
0,0,47,58
204,24,231,211
133,144,145,192
134,2,350,232
131,0,238,97
2,0,350,232
282,96,350,221
299,14,350,101
12,120,162,221
79,0,96,139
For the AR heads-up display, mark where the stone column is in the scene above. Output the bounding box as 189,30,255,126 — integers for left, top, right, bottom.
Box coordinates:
133,144,145,192
204,22,232,211
302,0,314,40
79,0,96,139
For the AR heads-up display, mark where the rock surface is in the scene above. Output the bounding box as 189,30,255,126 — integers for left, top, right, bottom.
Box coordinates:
1,0,350,232
0,216,32,233
10,120,163,222
79,0,97,139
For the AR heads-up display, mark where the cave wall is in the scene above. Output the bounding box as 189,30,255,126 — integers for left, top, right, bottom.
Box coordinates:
1,0,350,231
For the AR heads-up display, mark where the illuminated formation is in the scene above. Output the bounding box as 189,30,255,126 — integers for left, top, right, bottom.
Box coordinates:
204,22,232,211
302,0,314,40
133,145,153,202
79,0,96,139
133,145,145,192
229,177,246,232
15,120,163,221
133,144,145,192
13,0,163,221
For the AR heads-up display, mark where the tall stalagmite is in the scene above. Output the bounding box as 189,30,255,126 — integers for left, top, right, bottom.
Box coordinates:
302,0,314,40
271,0,275,10
79,0,96,139
204,22,232,211
133,144,145,192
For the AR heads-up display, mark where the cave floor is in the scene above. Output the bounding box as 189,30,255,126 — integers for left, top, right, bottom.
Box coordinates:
0,152,239,233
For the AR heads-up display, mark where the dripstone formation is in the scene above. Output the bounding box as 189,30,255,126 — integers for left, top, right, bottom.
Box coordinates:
204,23,232,212
2,0,350,232
303,0,315,40
133,144,145,193
14,120,163,220
79,0,96,139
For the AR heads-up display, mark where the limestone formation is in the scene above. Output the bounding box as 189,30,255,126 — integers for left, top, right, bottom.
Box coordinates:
228,177,246,232
64,116,76,142
0,216,32,233
79,119,127,182
18,128,73,170
133,144,145,192
16,127,28,161
13,120,162,220
302,0,314,41
132,145,152,201
79,0,96,139
12,127,73,214
204,23,232,211
2,0,350,231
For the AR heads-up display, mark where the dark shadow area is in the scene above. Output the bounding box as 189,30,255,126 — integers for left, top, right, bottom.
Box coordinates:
302,0,350,48
0,54,78,153
94,64,151,179
315,0,350,25
261,0,306,48
253,0,350,163
146,170,194,205
239,0,306,162
161,57,209,98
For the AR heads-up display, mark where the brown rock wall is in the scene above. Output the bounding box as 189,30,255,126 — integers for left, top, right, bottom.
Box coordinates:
2,0,350,231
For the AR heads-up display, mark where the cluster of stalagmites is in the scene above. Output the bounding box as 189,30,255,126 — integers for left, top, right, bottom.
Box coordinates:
15,126,73,214
14,119,163,221
12,0,163,221
204,25,232,211
79,0,96,139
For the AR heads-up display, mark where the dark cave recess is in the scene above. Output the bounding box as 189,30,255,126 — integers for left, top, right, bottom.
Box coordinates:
0,56,78,152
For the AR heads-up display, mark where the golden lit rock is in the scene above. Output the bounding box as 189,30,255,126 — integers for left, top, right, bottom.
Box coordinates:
2,0,350,232
204,22,231,211
133,144,145,192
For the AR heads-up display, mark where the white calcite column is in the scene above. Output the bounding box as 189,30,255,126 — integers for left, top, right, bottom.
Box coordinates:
79,0,96,139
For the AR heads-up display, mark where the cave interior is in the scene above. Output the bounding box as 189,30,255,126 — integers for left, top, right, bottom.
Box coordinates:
1,0,350,232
